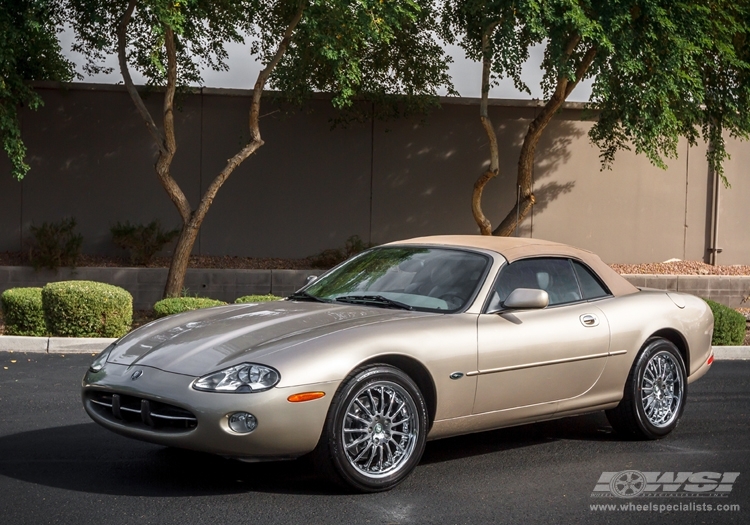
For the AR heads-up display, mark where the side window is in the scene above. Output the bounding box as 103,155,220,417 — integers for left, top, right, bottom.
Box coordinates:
490,258,582,308
572,260,611,300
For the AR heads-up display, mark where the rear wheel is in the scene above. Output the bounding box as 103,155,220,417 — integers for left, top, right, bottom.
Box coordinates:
606,338,687,439
313,365,428,492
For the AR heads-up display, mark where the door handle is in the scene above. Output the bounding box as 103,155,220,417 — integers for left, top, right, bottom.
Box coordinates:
580,314,599,327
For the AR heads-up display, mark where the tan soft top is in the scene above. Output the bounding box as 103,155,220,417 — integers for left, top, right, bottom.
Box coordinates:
389,235,638,297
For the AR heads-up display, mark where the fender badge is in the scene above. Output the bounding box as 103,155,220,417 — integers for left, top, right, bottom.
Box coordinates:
449,372,464,380
131,370,143,380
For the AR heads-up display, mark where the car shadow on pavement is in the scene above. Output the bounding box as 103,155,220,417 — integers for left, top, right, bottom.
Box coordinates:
0,413,617,497
420,411,617,465
0,423,332,496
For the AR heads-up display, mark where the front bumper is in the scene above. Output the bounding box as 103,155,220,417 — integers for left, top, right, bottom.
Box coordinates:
82,363,340,459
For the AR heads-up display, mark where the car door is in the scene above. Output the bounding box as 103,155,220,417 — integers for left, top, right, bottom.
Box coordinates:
473,257,612,414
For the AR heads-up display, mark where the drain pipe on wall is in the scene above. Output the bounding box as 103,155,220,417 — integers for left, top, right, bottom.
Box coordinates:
515,185,521,237
707,133,723,266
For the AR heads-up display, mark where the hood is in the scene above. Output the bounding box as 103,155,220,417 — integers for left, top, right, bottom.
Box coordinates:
107,301,424,376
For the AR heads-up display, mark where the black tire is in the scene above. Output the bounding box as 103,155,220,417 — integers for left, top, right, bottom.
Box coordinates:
606,338,687,440
313,364,428,493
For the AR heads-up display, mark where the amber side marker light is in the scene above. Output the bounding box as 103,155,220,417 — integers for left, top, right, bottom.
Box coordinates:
288,392,326,403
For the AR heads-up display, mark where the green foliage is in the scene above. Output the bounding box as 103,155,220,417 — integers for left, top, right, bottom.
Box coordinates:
705,299,746,346
271,0,455,120
441,1,750,186
42,281,133,338
153,297,227,318
1,0,76,179
29,217,83,270
67,0,257,89
67,0,453,116
111,220,180,265
235,294,283,303
309,235,374,269
1,287,47,336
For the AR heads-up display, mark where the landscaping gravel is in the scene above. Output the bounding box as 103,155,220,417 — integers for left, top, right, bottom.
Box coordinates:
610,260,750,275
3,251,750,275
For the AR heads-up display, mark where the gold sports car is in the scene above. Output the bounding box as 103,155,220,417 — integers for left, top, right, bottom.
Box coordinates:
82,236,714,492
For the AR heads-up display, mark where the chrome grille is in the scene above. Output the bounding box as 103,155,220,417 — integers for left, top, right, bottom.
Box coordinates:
87,391,197,430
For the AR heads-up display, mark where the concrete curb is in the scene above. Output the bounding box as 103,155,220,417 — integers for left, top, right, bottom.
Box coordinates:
0,336,115,354
0,336,747,359
712,346,750,360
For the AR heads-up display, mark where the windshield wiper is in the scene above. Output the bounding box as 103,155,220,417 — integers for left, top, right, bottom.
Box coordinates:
335,295,413,311
288,291,329,303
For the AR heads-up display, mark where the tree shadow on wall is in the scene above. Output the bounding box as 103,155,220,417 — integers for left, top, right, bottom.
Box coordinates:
514,115,583,236
373,106,584,239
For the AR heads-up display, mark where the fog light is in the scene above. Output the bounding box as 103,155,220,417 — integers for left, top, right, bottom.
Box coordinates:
228,412,257,434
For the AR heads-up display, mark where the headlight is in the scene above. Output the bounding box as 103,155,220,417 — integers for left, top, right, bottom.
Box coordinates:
89,344,115,373
193,363,280,393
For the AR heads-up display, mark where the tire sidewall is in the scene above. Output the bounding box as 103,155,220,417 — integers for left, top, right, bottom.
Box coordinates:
326,365,428,492
631,339,688,438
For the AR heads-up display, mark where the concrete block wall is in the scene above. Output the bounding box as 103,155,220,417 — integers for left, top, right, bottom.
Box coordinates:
622,275,750,308
0,267,322,310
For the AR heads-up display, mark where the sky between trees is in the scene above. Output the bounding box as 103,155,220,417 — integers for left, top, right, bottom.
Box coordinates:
57,25,594,102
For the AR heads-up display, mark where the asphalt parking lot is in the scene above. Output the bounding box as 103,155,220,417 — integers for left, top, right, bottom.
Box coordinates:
0,353,747,525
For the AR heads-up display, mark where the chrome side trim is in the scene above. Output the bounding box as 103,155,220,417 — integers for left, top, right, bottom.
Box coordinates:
465,349,625,377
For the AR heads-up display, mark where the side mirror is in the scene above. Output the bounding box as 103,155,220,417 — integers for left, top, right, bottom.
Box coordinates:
502,288,549,310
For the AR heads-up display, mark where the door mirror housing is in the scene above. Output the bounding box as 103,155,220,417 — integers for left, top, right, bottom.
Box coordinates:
489,288,549,313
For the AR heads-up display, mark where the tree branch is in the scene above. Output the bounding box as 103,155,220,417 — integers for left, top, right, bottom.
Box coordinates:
155,26,192,223
194,0,306,225
474,18,502,235
249,0,306,141
491,33,584,236
116,0,166,153
565,46,597,98
480,19,501,173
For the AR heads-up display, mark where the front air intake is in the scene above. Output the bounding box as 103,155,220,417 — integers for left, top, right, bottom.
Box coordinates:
87,391,197,431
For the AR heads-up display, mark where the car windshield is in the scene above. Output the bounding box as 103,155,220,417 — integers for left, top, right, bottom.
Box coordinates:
300,246,490,312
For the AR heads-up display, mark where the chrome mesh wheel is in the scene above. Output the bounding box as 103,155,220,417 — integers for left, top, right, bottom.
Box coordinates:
640,350,684,428
341,381,419,479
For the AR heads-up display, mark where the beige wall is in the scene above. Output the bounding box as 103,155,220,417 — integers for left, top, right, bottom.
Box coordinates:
0,83,747,264
716,136,750,265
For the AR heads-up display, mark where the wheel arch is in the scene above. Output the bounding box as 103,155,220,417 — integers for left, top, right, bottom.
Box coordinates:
648,328,689,370
358,354,437,430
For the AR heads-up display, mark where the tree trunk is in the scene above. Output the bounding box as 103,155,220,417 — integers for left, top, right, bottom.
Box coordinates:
116,0,306,298
472,21,501,236
492,40,596,236
164,221,200,297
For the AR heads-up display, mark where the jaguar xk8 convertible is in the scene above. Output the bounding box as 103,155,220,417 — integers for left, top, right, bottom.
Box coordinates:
82,236,714,492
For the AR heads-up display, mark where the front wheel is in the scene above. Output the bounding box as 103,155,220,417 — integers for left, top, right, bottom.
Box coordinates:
313,365,428,492
606,338,687,440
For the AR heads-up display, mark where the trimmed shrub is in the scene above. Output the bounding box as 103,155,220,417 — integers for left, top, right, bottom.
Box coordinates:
1,287,47,336
705,299,746,346
43,281,132,338
153,297,227,318
111,220,180,265
235,294,282,304
29,217,83,270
